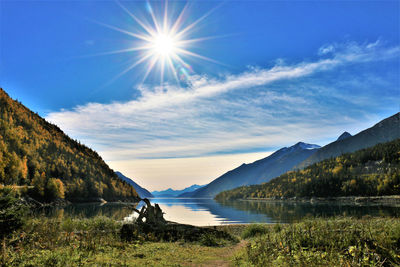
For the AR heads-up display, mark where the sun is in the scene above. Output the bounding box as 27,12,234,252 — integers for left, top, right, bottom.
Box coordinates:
93,0,220,86
152,33,177,57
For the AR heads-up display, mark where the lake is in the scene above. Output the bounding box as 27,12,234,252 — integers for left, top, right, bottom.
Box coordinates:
38,198,400,226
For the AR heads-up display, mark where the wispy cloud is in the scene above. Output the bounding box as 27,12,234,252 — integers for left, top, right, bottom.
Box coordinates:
46,41,400,161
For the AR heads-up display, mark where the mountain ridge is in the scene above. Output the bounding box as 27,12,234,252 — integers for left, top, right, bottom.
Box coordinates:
297,112,400,169
337,131,352,141
152,184,204,197
115,171,153,198
186,142,321,198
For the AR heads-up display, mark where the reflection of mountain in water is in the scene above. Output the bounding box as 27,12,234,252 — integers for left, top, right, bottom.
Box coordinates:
215,200,400,223
193,199,274,223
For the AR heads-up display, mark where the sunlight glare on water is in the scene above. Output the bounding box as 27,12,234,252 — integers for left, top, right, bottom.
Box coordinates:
124,198,242,226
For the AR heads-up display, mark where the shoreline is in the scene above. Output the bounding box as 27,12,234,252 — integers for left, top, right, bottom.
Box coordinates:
238,195,400,205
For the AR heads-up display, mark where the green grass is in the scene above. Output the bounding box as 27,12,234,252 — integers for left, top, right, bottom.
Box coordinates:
3,241,238,266
241,224,270,239
1,216,400,266
235,217,400,267
1,216,240,266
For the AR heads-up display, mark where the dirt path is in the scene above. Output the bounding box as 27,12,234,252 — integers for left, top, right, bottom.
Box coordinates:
189,240,248,267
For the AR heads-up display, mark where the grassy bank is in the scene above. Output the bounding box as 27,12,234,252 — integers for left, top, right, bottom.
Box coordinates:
1,216,399,266
235,217,400,267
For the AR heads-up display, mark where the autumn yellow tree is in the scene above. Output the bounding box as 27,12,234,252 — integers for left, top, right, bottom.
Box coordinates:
46,178,65,200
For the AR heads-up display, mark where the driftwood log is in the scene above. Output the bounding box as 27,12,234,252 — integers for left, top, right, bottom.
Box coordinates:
132,198,166,225
120,198,237,244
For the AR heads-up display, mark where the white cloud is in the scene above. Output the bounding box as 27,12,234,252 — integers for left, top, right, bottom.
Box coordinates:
318,44,335,55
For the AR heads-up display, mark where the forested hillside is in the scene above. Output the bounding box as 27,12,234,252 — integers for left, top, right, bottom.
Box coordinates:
0,88,138,202
215,139,400,200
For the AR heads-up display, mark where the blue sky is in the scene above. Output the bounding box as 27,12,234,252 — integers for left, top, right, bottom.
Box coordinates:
1,0,399,190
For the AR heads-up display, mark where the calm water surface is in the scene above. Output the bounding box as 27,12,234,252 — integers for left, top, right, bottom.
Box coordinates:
39,198,400,226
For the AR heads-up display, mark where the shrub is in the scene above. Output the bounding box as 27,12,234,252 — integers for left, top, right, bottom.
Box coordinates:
241,224,269,239
200,232,222,247
45,178,65,201
0,188,27,238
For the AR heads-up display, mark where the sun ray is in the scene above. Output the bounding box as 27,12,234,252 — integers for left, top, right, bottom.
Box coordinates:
147,1,162,35
174,3,224,40
80,46,152,58
176,34,233,46
91,19,153,42
166,56,181,85
104,53,154,87
172,54,191,68
170,3,189,36
163,0,168,33
175,48,224,65
141,55,159,84
116,0,156,36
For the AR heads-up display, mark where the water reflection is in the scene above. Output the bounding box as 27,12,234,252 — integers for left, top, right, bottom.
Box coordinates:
36,198,400,225
129,198,400,225
216,199,400,223
35,202,135,220
127,198,244,226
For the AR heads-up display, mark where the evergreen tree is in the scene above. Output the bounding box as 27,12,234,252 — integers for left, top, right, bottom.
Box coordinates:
0,188,27,239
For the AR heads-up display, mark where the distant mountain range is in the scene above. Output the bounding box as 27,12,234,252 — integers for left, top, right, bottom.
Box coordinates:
115,171,153,198
297,112,400,169
185,142,321,198
186,112,400,199
152,184,204,197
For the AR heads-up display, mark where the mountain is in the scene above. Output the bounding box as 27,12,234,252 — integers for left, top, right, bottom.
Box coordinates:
337,131,352,141
115,171,153,198
152,184,204,197
186,142,321,198
297,113,400,169
0,88,139,202
178,188,203,197
215,138,400,200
